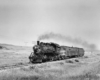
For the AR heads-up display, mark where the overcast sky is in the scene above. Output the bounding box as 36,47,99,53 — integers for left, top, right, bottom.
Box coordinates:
0,0,100,49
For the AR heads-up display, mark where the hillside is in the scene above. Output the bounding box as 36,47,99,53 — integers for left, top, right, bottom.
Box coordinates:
0,43,32,68
0,43,100,80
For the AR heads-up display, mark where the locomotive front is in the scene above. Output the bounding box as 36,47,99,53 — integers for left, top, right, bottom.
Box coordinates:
29,41,59,63
29,41,42,63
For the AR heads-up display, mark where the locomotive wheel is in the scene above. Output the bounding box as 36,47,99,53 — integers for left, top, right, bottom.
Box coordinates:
30,58,33,63
36,59,42,63
62,56,65,60
51,57,53,61
76,55,79,57
59,56,62,60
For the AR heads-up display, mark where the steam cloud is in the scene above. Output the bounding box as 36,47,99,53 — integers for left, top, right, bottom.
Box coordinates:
38,32,97,51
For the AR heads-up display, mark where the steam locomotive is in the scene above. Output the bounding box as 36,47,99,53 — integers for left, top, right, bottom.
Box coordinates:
29,41,84,63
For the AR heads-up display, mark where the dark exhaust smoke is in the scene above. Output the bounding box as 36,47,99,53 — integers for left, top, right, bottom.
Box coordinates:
38,32,97,51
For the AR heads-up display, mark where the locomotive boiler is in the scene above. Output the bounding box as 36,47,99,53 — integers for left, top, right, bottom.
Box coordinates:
29,41,84,63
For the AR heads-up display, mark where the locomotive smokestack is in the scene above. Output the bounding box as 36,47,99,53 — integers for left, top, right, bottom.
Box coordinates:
37,41,40,45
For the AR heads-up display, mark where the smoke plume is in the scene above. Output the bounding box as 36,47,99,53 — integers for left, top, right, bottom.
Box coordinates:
38,32,97,51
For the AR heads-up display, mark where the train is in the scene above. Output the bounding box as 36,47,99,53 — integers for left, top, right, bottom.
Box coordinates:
29,41,84,63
